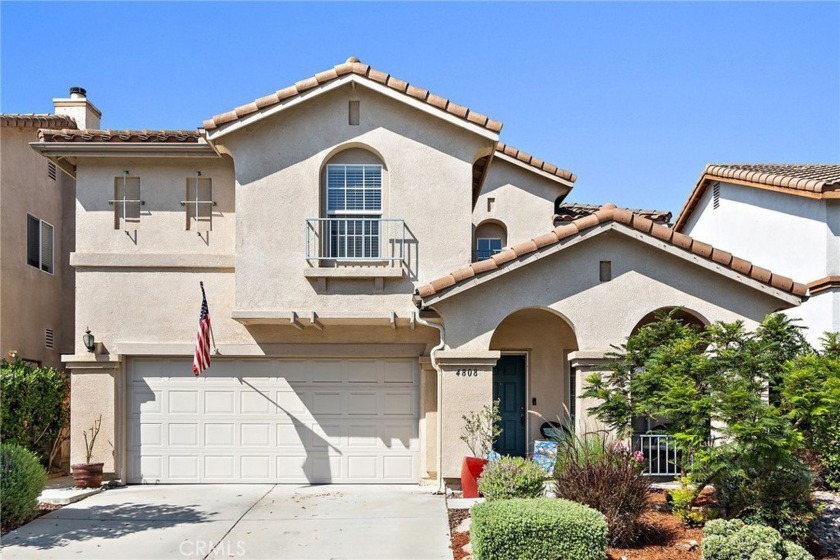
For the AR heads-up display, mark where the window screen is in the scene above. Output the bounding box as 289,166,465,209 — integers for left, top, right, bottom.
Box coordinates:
186,177,213,231
114,176,141,230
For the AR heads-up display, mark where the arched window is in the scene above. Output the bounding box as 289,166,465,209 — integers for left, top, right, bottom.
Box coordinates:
474,220,507,261
321,148,386,260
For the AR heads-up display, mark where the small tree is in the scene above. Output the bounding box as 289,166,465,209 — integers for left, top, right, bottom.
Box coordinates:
583,313,819,539
460,399,502,458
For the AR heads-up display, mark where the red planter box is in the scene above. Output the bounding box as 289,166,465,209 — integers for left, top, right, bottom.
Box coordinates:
461,456,489,498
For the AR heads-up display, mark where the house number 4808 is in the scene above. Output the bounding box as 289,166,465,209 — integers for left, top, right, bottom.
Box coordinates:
456,369,478,377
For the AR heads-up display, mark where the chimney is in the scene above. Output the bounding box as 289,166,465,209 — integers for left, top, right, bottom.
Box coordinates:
53,87,101,130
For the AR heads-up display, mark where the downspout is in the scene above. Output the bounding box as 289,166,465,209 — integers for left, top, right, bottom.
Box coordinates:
413,310,446,493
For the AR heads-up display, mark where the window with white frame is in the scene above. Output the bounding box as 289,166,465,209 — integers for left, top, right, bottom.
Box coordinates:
26,214,53,274
325,164,382,259
112,176,142,230
184,176,214,231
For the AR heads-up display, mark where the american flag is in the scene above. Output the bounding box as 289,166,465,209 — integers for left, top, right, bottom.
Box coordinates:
192,282,212,376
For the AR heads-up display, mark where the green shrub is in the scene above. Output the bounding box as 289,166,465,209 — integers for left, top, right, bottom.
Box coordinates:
714,457,816,542
0,443,47,529
0,360,69,467
477,456,546,500
701,519,813,560
471,497,607,560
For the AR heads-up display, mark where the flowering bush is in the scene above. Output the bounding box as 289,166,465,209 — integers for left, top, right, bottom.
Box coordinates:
552,433,651,546
477,456,546,500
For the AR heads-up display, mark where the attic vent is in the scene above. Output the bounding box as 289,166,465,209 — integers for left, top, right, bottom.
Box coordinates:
45,328,55,350
349,100,360,125
48,161,57,180
599,261,612,282
713,183,720,209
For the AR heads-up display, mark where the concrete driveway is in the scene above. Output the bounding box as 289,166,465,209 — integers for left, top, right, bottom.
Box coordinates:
1,485,451,560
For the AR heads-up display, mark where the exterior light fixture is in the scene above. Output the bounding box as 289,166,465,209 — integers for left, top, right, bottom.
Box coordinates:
83,328,95,353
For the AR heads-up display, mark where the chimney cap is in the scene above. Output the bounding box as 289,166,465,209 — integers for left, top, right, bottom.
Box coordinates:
69,86,87,97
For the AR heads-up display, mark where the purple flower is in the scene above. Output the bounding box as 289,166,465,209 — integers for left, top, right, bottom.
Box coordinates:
633,451,645,463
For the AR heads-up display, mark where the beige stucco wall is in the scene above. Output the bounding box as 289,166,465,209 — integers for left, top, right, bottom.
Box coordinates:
219,83,492,315
432,229,786,353
474,157,569,249
0,126,74,368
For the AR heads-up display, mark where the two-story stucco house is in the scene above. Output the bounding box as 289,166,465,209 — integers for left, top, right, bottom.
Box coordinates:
675,164,840,347
31,58,809,488
0,89,95,368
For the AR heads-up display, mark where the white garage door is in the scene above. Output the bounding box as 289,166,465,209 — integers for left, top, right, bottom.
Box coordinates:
126,358,419,483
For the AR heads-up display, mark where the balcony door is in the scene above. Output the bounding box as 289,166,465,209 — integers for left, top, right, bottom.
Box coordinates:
326,164,382,260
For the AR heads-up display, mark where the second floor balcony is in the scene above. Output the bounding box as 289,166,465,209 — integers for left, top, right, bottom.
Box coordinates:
305,218,408,268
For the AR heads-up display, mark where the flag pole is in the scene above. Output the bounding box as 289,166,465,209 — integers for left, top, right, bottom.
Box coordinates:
200,281,220,355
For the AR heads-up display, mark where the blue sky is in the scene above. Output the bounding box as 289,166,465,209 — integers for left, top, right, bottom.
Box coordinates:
2,2,838,214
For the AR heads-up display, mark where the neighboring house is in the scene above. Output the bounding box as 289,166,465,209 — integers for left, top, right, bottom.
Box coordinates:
0,88,95,368
675,164,840,347
554,202,672,226
31,58,808,487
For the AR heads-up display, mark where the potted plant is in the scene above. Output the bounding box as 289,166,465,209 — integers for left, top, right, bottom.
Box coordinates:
459,399,502,498
71,416,104,488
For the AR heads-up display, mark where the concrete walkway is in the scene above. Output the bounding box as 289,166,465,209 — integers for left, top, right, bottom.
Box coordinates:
1,484,451,560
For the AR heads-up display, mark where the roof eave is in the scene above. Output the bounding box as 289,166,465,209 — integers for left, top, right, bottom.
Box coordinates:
29,141,220,159
205,74,501,143
492,151,575,188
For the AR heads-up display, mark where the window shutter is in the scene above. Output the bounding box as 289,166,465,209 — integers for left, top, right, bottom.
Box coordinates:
40,221,53,273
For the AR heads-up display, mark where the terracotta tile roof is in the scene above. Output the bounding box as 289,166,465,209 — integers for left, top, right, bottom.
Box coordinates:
495,143,576,183
555,203,670,224
808,276,840,296
38,128,202,143
1,114,76,129
203,57,503,134
415,202,807,300
675,163,840,231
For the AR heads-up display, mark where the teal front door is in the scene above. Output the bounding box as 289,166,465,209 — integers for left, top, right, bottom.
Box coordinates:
493,355,527,457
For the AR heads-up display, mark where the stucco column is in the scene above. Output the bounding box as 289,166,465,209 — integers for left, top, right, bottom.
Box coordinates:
568,350,612,435
436,350,500,480
418,356,437,480
63,354,125,479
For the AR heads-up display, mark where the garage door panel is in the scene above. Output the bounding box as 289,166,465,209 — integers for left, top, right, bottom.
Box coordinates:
311,391,342,415
127,358,419,484
204,456,235,479
240,423,271,446
205,423,235,446
168,423,199,446
204,391,235,414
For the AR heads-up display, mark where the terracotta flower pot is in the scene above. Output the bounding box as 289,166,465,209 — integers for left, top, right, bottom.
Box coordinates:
461,456,489,498
71,462,104,489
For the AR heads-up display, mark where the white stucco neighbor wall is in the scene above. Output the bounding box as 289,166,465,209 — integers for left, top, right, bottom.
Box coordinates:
682,182,840,345
473,157,568,248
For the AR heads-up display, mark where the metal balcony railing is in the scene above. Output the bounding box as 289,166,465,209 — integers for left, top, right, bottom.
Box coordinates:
305,218,407,263
633,433,681,477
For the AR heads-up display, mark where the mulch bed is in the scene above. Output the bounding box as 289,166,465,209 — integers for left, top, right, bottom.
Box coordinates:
1,502,63,537
448,508,471,560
